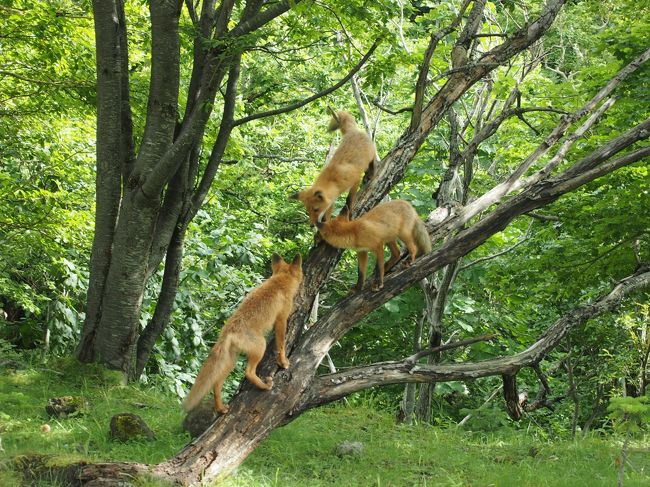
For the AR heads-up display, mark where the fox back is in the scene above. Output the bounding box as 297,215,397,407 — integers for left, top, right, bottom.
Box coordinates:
224,255,302,338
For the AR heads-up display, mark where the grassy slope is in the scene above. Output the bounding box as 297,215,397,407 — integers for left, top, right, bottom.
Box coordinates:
0,360,648,486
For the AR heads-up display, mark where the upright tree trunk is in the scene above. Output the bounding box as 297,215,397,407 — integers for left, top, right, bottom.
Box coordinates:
135,223,187,377
77,0,129,362
89,193,160,371
398,313,424,423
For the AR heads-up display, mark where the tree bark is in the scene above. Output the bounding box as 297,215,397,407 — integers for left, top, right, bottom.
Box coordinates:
398,313,423,423
135,224,187,378
66,0,650,484
77,0,129,362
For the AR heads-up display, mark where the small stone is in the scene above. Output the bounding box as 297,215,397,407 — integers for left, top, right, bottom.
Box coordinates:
109,413,155,442
45,396,88,419
182,400,218,438
334,441,364,458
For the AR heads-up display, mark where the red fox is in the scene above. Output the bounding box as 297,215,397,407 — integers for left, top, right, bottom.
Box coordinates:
316,200,431,291
182,253,303,414
292,110,376,225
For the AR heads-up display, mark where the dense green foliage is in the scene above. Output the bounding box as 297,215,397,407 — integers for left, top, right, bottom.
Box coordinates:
1,0,648,468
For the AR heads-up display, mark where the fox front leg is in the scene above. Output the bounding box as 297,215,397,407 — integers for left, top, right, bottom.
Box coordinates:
273,312,290,369
371,244,385,291
351,250,369,293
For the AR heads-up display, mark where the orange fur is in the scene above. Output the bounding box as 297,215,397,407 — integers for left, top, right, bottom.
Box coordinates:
316,200,432,291
182,254,303,414
293,111,376,225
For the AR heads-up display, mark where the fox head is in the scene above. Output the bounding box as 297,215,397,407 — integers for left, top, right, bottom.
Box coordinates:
315,206,350,233
327,109,355,134
271,253,303,280
291,188,332,226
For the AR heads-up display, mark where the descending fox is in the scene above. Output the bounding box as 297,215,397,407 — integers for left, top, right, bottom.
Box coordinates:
316,200,431,291
292,110,376,225
182,253,303,414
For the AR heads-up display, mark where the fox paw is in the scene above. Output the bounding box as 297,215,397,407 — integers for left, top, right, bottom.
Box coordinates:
371,283,384,292
216,405,229,415
277,356,290,369
264,376,274,389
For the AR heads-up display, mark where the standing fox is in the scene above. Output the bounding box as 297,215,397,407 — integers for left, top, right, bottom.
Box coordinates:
316,200,431,291
182,253,303,414
292,110,376,225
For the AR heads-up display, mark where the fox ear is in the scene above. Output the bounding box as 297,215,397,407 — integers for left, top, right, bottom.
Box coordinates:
327,105,340,131
290,190,302,201
313,190,324,202
292,254,302,267
271,253,283,265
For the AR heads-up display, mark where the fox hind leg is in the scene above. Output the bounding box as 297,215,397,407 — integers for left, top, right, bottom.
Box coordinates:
243,337,273,390
371,244,385,291
385,241,402,272
213,379,229,414
213,347,237,414
362,160,375,184
404,237,418,265
352,250,369,293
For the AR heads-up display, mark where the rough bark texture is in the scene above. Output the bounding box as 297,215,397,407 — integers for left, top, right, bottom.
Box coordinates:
39,268,650,486
77,0,129,362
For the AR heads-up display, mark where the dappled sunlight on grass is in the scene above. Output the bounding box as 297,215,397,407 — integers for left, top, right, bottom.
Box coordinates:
226,407,650,487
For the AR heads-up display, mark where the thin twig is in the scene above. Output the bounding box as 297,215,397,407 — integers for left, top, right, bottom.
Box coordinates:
232,38,382,126
406,334,496,363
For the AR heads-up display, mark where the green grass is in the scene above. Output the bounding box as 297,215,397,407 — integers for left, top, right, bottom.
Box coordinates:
227,407,650,487
0,360,188,466
1,359,649,486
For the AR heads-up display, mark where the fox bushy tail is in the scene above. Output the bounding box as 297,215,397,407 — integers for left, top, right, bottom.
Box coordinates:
182,336,236,412
413,218,432,256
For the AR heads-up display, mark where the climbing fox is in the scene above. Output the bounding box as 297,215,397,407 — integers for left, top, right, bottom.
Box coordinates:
292,110,376,225
316,200,432,291
182,253,303,414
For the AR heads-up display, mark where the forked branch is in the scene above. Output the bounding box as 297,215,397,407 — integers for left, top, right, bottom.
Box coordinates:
304,268,650,408
233,38,382,126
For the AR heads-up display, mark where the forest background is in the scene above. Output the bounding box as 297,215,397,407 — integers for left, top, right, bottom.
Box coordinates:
1,0,649,485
